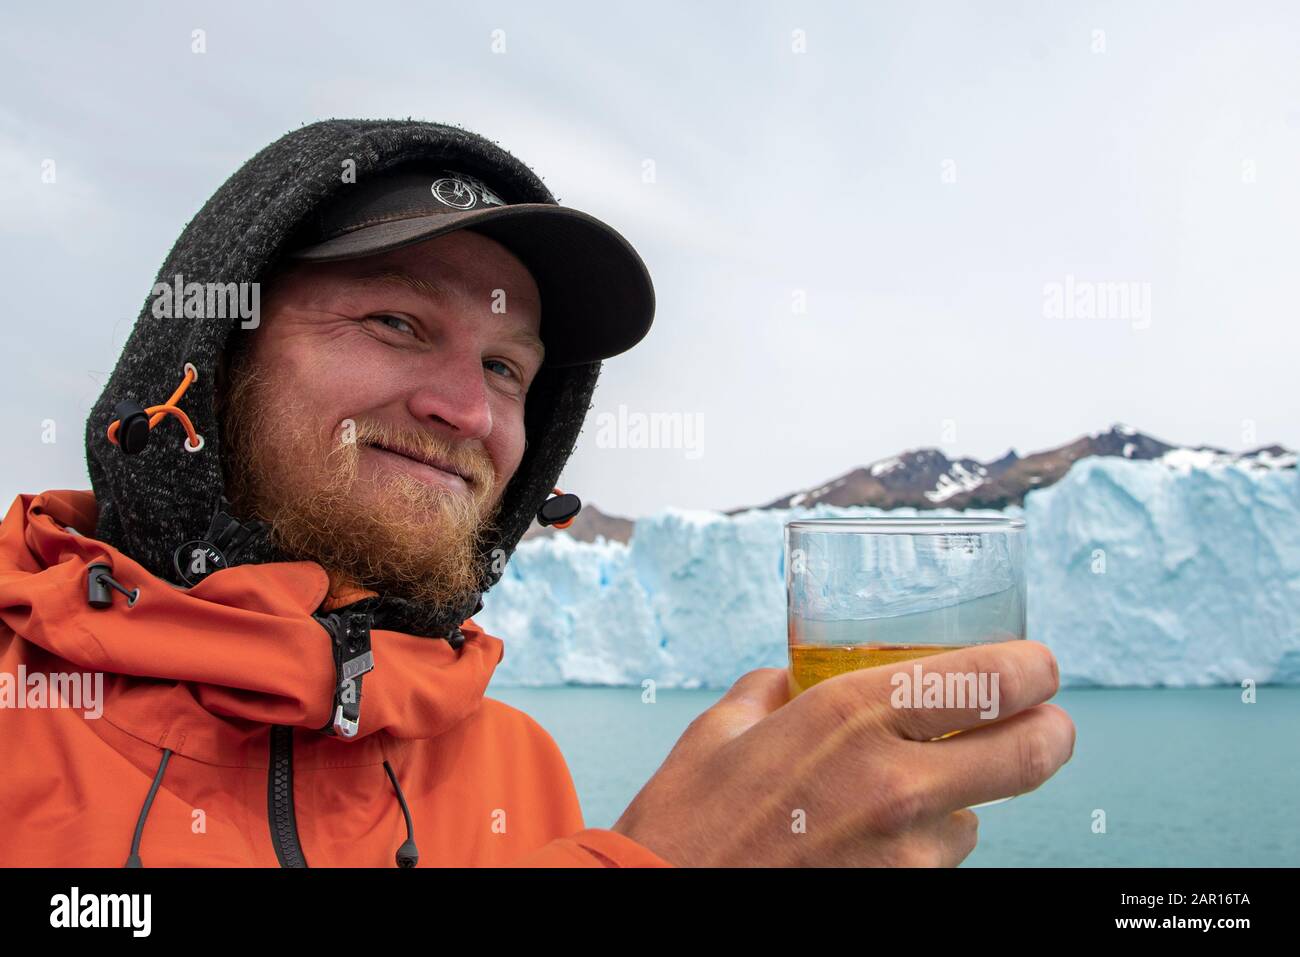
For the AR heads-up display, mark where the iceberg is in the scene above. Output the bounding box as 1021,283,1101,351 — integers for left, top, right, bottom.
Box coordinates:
478,458,1300,688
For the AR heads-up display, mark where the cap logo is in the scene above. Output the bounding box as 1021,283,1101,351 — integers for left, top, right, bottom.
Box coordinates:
430,172,507,210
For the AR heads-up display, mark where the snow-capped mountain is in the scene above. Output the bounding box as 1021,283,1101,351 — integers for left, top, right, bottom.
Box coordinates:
526,425,1295,543
747,424,1295,513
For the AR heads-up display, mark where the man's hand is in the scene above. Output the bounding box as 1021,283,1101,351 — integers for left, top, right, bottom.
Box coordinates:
610,640,1074,867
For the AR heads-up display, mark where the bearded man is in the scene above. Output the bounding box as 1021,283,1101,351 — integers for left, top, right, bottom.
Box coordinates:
0,120,1073,868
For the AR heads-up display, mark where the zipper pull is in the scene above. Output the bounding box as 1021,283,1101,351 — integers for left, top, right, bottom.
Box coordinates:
316,611,374,738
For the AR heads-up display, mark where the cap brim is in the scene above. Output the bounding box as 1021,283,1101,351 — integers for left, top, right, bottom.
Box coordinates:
289,204,654,367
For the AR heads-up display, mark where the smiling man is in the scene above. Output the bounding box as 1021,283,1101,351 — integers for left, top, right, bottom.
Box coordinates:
0,119,1074,869
0,120,670,867
221,232,544,612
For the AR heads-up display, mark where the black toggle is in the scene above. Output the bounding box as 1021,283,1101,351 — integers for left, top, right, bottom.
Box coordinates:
396,838,419,868
537,492,581,527
112,400,151,455
446,625,466,651
87,562,139,608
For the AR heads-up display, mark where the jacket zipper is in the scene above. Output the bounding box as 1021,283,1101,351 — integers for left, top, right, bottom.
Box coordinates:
268,724,308,867
266,610,371,867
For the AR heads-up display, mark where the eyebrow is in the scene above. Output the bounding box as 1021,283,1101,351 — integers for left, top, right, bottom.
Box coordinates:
352,268,546,363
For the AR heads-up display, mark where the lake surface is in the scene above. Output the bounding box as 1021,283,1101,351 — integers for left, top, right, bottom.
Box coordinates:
487,683,1300,866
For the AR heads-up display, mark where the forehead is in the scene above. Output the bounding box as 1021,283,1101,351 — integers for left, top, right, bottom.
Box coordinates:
277,229,541,312
357,230,537,299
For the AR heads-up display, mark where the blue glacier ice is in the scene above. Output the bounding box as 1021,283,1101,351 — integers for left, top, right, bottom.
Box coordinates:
478,458,1300,688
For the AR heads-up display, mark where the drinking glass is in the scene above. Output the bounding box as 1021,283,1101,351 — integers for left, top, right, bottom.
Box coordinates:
785,516,1026,807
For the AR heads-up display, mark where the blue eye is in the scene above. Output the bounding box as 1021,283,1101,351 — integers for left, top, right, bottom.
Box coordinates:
485,358,517,380
371,314,417,336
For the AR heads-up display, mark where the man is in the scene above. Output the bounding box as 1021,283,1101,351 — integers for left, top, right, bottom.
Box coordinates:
0,119,1073,867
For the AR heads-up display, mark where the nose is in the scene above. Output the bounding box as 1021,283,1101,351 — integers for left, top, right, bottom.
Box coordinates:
404,345,494,442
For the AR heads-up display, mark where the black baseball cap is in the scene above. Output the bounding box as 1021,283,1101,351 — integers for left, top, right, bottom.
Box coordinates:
287,166,655,367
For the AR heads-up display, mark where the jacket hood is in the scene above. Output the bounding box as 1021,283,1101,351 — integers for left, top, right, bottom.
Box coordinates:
86,119,605,639
0,490,502,750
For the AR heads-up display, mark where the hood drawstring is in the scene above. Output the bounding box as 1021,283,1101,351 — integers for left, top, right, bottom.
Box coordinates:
107,363,203,455
125,748,173,867
383,760,420,868
123,749,420,868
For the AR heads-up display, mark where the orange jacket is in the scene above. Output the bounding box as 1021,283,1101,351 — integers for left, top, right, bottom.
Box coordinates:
0,490,673,868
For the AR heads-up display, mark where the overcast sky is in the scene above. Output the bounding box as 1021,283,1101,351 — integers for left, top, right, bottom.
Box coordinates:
3,0,1297,518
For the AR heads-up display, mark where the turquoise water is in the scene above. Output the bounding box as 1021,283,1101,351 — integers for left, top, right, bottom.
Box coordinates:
487,684,1300,866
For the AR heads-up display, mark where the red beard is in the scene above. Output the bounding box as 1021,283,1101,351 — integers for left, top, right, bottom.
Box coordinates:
220,357,502,607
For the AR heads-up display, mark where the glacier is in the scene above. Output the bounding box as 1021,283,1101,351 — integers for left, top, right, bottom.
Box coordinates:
478,458,1300,688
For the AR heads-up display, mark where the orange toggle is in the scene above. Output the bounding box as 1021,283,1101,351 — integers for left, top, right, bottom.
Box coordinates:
106,364,202,451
